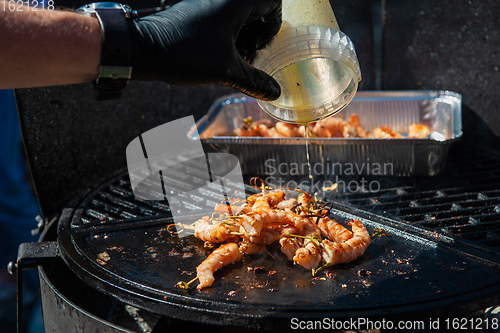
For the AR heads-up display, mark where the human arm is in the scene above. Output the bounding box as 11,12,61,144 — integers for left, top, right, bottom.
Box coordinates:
0,0,282,100
0,6,102,89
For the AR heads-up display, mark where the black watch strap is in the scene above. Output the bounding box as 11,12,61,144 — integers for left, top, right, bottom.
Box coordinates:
78,3,136,100
94,7,132,100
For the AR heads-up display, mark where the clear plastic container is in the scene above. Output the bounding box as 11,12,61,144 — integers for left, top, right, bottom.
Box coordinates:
252,0,361,124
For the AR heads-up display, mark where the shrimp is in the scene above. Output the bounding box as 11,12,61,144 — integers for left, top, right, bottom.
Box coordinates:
286,192,357,270
299,219,321,239
194,216,239,243
348,114,368,138
265,127,282,138
312,117,357,138
233,127,260,137
296,192,316,214
196,243,243,290
279,237,302,261
188,177,374,290
254,118,275,129
249,225,299,245
373,126,403,138
408,123,432,138
214,198,251,215
248,228,282,245
233,114,432,140
291,222,322,270
233,117,274,137
246,181,282,205
276,198,296,210
316,217,353,243
297,193,353,242
239,240,267,255
275,122,305,137
252,189,285,212
240,209,310,236
276,215,323,271
214,203,251,215
241,224,298,257
254,124,274,137
293,241,322,271
267,189,286,206
246,192,262,206
320,219,371,266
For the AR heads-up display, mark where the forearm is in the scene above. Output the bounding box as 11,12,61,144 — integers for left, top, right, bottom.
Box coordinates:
0,7,102,89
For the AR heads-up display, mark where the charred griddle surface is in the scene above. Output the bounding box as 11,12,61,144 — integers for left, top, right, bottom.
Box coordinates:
56,157,500,329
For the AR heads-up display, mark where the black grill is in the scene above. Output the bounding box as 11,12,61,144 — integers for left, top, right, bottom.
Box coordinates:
334,144,500,257
73,142,500,261
75,171,248,227
53,172,500,327
77,178,172,226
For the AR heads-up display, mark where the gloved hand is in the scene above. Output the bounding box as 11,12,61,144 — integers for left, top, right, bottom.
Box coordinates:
129,0,282,101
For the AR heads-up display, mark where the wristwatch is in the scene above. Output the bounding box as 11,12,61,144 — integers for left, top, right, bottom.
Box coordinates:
77,2,138,100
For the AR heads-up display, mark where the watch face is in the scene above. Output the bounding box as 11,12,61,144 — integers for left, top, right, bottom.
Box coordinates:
91,2,124,9
77,2,127,13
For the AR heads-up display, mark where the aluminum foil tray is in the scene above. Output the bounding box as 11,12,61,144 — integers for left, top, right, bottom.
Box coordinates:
189,91,462,176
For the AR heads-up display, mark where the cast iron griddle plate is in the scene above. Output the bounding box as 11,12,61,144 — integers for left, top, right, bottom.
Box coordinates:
57,203,500,330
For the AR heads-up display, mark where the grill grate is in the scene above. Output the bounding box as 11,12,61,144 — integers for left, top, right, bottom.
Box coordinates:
74,174,249,227
73,144,500,257
334,145,500,255
74,180,166,226
77,179,172,225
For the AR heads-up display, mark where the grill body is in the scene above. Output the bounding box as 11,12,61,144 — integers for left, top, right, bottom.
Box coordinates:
37,221,131,332
39,268,130,333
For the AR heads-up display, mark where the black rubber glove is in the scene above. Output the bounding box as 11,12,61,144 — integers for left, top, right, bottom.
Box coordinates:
129,0,282,101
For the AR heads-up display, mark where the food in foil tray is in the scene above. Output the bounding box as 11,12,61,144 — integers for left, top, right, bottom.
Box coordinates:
191,91,462,176
233,115,432,139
